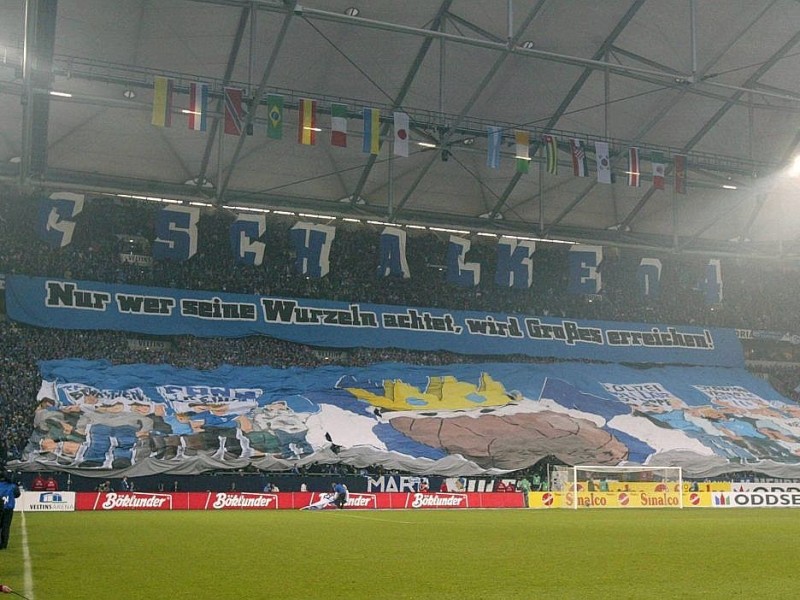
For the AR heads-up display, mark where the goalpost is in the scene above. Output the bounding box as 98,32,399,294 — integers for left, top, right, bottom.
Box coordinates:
555,465,683,509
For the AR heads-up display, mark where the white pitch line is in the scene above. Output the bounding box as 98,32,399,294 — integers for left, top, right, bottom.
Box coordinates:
20,511,35,600
332,512,415,525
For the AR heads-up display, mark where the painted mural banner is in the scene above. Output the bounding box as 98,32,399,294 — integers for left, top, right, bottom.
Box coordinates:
13,359,800,479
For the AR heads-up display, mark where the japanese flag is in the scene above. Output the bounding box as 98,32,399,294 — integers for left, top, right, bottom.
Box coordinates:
393,111,410,157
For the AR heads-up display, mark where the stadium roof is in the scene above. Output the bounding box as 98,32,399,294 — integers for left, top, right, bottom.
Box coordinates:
2,0,800,258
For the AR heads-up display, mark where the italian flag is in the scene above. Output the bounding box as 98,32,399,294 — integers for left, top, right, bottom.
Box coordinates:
331,103,347,147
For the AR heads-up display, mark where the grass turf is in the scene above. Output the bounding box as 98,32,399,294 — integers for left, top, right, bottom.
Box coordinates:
1,508,797,599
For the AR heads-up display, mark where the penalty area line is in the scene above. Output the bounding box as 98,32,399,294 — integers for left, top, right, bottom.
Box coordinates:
21,511,35,600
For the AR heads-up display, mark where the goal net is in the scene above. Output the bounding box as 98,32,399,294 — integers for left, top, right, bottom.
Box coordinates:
554,465,683,509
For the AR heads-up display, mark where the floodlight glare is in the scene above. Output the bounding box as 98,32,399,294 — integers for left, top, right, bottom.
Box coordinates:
789,155,800,177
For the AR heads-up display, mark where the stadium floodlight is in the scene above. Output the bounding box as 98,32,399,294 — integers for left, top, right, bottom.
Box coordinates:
429,226,470,235
299,212,336,220
556,465,683,509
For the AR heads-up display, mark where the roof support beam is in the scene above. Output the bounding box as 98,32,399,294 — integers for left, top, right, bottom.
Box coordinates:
608,45,686,78
688,27,800,152
542,180,599,236
232,0,689,82
217,3,295,201
20,0,58,184
195,5,252,194
442,11,507,44
619,24,800,231
487,0,646,221
347,0,453,207
390,1,546,220
189,0,800,107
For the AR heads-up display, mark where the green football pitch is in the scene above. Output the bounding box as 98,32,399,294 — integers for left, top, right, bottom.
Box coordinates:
2,508,797,600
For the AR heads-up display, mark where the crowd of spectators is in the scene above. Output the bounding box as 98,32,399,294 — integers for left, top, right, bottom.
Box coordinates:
3,191,800,469
2,192,800,331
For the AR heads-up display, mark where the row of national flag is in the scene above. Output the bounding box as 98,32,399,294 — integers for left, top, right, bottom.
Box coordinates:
491,128,687,193
150,76,411,157
151,76,688,192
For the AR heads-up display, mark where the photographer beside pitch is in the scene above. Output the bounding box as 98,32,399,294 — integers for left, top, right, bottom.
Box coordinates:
0,469,21,550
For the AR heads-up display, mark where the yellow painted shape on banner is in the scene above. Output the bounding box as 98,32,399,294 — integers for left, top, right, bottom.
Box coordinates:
346,373,514,411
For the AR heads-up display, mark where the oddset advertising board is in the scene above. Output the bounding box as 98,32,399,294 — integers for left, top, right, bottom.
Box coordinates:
709,491,800,508
61,491,525,511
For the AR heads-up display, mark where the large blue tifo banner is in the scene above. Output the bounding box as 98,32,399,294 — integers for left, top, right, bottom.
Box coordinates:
5,275,743,367
15,359,800,479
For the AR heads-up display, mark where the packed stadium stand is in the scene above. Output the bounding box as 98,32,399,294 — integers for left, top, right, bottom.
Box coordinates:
3,1,800,490
4,191,800,484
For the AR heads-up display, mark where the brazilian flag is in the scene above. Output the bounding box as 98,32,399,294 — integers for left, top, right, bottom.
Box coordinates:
267,94,283,139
